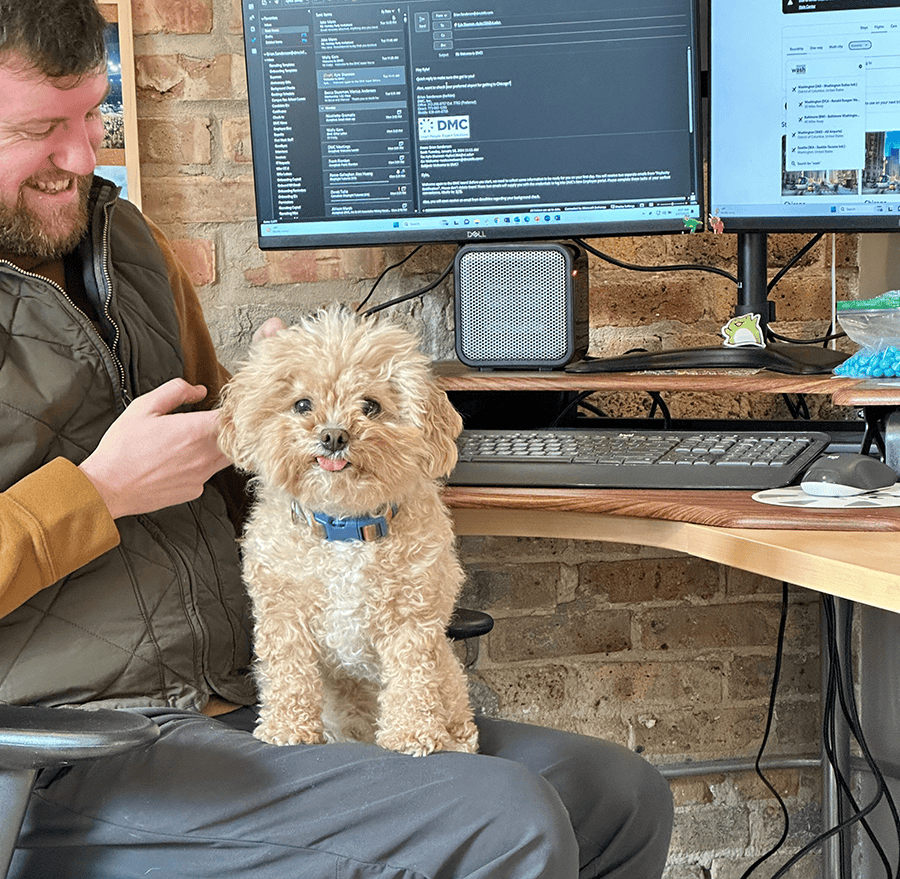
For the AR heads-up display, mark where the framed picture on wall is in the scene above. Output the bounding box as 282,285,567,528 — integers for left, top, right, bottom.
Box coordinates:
97,0,141,208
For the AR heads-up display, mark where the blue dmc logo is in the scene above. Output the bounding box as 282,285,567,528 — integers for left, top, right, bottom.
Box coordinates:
418,116,471,140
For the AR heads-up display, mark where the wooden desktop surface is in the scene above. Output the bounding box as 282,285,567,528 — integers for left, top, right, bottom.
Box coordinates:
436,365,900,613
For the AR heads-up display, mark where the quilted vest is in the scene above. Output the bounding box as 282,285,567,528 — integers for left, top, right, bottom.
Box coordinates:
0,179,255,710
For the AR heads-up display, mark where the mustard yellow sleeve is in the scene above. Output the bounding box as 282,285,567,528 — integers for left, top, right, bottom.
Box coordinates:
0,458,120,619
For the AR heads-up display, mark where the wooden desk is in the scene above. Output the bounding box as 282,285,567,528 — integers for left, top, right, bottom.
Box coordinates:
437,365,900,879
437,364,900,612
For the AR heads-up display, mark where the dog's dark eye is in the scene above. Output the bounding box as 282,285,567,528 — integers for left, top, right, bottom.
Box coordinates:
361,398,381,418
293,399,313,414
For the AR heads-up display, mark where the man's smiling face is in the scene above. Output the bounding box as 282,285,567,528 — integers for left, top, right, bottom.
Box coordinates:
0,54,108,259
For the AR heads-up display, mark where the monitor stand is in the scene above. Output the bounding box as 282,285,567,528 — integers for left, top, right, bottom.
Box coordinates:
567,341,846,375
566,232,848,376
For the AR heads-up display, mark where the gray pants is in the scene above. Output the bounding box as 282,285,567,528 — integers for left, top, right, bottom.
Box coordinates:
12,709,673,879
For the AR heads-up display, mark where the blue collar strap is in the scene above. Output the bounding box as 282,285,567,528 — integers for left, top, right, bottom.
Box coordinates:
291,501,398,542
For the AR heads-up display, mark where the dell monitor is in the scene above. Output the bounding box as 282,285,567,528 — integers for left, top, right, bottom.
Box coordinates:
239,0,704,251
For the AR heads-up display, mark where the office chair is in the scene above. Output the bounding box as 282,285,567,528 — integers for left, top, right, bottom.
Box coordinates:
0,705,160,879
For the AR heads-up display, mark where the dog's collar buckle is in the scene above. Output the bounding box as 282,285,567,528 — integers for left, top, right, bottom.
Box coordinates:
291,502,398,542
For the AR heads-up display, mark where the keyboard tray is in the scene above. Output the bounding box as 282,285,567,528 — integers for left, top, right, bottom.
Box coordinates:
449,428,832,491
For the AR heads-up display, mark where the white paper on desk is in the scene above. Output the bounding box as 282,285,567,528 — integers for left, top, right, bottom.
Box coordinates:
753,484,900,509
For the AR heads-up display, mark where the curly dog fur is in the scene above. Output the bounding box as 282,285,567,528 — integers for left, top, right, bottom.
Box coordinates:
218,307,478,756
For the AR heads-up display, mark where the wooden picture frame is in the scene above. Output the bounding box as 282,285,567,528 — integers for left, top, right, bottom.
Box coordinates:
97,0,141,208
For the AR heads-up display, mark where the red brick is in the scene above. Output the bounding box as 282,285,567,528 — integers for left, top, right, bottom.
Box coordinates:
170,238,216,287
243,248,385,286
136,54,245,102
579,557,721,603
486,608,632,662
132,0,213,34
638,601,817,652
460,562,559,613
142,175,256,225
137,117,211,165
222,117,253,164
228,0,244,34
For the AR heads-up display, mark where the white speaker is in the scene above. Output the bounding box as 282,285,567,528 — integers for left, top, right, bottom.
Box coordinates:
454,242,588,370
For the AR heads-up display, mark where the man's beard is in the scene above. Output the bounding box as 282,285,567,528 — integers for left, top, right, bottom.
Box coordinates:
0,174,93,260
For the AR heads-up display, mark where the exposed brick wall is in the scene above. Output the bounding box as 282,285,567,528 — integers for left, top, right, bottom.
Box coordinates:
130,1,848,873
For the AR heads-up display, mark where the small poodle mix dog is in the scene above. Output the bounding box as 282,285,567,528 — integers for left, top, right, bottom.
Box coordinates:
218,307,479,756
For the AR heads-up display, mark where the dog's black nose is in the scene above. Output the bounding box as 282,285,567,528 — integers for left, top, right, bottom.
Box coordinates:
319,426,350,453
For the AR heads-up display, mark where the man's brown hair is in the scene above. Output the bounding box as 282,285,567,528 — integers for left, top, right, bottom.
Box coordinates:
0,0,107,78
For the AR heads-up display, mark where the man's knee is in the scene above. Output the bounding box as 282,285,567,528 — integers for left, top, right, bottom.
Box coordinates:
440,754,581,878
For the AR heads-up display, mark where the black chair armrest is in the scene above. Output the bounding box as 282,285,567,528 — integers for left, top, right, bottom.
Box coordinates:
0,705,160,770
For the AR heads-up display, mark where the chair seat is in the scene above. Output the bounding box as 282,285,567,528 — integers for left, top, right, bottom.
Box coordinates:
0,706,160,770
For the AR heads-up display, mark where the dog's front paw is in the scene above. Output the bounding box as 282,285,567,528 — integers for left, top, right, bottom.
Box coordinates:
254,720,326,747
447,720,479,754
377,723,477,757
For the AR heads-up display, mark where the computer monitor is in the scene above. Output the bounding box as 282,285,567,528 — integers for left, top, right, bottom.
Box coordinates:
577,0,900,375
705,0,900,372
239,0,703,251
710,0,900,235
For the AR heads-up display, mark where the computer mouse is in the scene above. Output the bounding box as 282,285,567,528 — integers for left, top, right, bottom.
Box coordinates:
800,453,897,497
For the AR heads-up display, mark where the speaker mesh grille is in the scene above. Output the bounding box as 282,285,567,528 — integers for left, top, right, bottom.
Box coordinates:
456,247,570,364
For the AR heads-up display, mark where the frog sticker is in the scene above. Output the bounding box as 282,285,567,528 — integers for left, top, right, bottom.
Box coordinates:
721,314,765,348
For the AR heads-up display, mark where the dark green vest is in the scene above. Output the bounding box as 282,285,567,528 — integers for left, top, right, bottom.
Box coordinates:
0,179,255,710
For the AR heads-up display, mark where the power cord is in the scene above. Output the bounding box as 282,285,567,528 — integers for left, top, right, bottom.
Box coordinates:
738,581,792,879
360,250,455,316
355,245,423,313
570,237,738,285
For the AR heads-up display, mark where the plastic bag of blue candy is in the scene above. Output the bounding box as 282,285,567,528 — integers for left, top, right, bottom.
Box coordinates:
834,292,900,378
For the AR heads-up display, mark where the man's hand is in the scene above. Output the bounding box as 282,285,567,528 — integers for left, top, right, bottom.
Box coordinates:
78,379,231,520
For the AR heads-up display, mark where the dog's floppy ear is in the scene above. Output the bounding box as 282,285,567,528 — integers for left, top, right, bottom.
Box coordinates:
217,379,258,473
420,382,464,479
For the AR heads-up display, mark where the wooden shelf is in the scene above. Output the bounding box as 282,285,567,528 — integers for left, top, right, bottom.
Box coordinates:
433,360,872,397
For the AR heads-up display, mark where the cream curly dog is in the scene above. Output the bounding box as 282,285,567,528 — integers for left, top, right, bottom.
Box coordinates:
218,307,478,756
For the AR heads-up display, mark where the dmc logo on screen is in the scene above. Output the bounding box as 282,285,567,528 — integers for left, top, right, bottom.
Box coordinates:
418,116,471,140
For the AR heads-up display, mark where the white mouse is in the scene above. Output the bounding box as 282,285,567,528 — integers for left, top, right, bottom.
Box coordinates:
800,453,897,498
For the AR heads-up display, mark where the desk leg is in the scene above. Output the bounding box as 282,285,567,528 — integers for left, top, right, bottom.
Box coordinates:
822,596,852,879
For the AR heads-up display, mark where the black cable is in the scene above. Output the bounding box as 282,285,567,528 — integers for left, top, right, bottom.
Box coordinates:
763,597,898,879
355,245,424,313
766,234,824,294
817,598,892,879
553,390,670,428
836,601,900,877
738,582,792,879
570,237,739,284
647,392,671,429
782,394,810,420
550,390,595,427
767,326,847,346
577,400,608,419
361,256,455,316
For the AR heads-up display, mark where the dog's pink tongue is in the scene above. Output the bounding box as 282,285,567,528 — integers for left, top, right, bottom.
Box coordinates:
318,456,348,472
